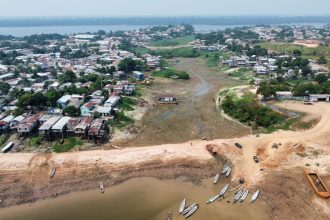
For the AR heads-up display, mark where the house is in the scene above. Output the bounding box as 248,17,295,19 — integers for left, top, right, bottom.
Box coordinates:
0,73,15,81
88,119,107,142
123,84,136,96
133,71,144,81
74,116,94,137
39,115,52,125
0,115,14,133
67,100,83,109
104,96,121,108
31,82,45,91
17,115,40,134
51,116,71,138
96,106,113,117
254,66,268,75
80,102,95,116
113,85,124,94
309,94,330,102
38,116,62,138
10,115,26,130
66,117,81,134
276,91,293,100
157,95,177,103
57,95,71,108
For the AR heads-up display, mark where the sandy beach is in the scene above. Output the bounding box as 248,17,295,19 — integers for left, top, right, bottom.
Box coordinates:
0,101,329,219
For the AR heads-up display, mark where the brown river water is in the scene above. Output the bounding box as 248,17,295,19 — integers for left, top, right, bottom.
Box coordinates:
0,177,270,220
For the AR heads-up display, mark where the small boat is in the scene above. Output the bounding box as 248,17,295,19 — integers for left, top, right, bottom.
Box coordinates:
250,189,260,204
304,169,330,198
206,194,221,204
221,166,230,174
225,168,231,177
49,167,56,178
167,211,173,220
182,203,196,215
223,160,231,168
219,184,229,196
213,173,220,184
1,142,14,153
99,182,104,193
240,190,249,202
233,189,243,203
179,198,186,214
185,204,199,218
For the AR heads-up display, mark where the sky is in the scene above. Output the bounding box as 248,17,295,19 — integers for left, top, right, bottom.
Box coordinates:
1,0,330,17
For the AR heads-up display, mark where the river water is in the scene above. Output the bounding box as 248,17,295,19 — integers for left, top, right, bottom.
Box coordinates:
0,23,326,36
0,177,270,220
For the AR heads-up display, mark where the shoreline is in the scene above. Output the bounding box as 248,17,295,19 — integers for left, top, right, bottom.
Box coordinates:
0,101,330,219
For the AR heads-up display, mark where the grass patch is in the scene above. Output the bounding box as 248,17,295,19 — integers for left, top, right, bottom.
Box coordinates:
0,135,9,146
149,35,194,47
150,47,201,58
53,137,83,153
28,135,42,148
113,111,135,128
153,68,189,79
259,42,330,68
120,97,136,111
201,51,229,67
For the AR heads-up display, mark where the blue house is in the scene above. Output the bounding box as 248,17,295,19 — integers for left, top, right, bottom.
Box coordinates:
80,102,95,116
133,71,144,81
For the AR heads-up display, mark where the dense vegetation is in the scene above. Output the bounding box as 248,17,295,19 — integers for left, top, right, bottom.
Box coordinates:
149,47,200,58
222,93,286,128
153,68,189,79
53,137,83,153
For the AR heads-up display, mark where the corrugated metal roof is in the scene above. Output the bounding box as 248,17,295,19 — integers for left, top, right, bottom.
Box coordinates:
39,116,62,131
52,116,71,130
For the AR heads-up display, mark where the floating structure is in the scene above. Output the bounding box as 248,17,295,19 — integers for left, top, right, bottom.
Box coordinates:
179,198,186,214
250,189,260,204
1,142,14,153
304,169,330,199
99,182,104,193
49,167,56,178
213,173,220,184
233,189,244,203
240,190,249,202
206,194,221,204
184,204,198,218
157,95,178,104
219,184,229,197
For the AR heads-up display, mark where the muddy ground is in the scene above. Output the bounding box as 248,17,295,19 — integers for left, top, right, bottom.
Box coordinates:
260,168,330,220
118,58,250,147
0,157,217,208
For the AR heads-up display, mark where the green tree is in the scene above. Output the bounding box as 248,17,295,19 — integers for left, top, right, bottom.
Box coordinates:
0,82,11,94
293,49,302,57
118,58,144,72
59,71,77,84
63,106,79,117
315,74,328,84
45,89,61,107
318,56,327,65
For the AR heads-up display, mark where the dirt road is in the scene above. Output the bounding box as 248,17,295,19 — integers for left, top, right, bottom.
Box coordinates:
117,58,250,146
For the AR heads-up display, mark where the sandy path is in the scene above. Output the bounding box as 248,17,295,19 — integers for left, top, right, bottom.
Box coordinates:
1,102,329,180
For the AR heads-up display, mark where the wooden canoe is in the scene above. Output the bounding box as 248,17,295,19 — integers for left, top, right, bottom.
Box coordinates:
304,169,330,199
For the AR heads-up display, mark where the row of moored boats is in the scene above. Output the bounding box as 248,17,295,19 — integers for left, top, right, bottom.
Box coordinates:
178,199,199,218
173,160,260,219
